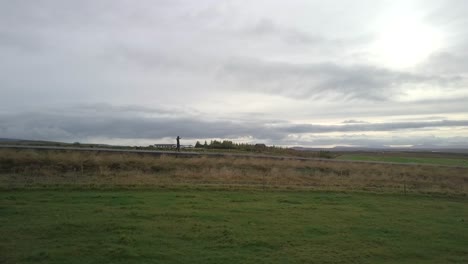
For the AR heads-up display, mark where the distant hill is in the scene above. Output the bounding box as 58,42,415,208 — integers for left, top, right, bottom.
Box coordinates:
292,146,468,154
0,138,68,145
0,138,25,142
0,138,116,148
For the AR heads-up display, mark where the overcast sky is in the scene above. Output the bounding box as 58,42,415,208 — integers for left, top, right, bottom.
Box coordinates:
1,0,468,147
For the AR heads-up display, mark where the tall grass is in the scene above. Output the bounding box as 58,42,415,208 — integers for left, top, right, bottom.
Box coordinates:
0,149,466,194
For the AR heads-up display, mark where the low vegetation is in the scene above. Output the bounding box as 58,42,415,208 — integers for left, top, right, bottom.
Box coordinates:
1,148,467,263
337,153,468,167
1,149,466,194
1,190,467,264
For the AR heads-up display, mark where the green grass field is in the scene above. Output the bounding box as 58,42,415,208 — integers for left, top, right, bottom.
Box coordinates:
336,154,468,167
1,189,467,264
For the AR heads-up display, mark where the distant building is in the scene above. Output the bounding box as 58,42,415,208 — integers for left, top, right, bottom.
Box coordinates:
255,143,267,149
154,144,176,149
153,144,194,149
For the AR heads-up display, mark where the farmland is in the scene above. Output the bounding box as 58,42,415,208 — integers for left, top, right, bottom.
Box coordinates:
1,148,467,263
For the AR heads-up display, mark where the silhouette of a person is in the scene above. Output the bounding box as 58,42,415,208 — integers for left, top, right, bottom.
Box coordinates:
176,136,181,152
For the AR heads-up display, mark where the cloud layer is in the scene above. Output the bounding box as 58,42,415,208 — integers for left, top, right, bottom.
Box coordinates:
1,0,467,147
1,105,467,148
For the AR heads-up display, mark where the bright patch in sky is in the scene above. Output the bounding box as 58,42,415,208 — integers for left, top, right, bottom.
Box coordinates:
1,1,467,148
372,18,444,69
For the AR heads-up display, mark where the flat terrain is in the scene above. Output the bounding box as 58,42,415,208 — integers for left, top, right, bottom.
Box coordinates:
337,154,468,167
1,190,467,264
1,148,467,263
1,149,467,194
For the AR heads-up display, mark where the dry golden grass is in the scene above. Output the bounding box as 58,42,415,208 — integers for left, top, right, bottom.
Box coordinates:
0,149,467,194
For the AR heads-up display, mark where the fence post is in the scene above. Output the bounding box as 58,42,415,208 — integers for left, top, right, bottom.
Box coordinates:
262,172,266,191
404,179,407,196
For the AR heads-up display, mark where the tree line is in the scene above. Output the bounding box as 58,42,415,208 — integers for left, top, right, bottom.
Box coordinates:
193,140,334,158
194,140,269,151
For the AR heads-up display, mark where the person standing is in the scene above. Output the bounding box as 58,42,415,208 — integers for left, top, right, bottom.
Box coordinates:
176,136,181,152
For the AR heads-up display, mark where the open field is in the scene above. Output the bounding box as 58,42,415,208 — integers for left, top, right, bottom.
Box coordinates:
1,149,467,263
1,190,467,264
1,149,467,194
336,153,468,167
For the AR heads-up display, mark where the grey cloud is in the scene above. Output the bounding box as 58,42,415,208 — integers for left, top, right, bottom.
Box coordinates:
426,0,468,30
72,103,201,117
278,120,468,134
1,106,467,144
0,106,282,142
282,97,468,123
99,45,217,74
1,1,468,147
240,17,372,50
242,18,324,45
220,58,464,100
419,52,468,75
0,0,175,29
0,30,46,52
283,135,468,148
342,120,368,124
393,116,448,122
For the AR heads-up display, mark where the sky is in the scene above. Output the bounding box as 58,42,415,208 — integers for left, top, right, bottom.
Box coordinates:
1,0,468,148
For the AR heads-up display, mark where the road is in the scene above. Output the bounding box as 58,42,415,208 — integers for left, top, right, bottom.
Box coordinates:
0,144,466,169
